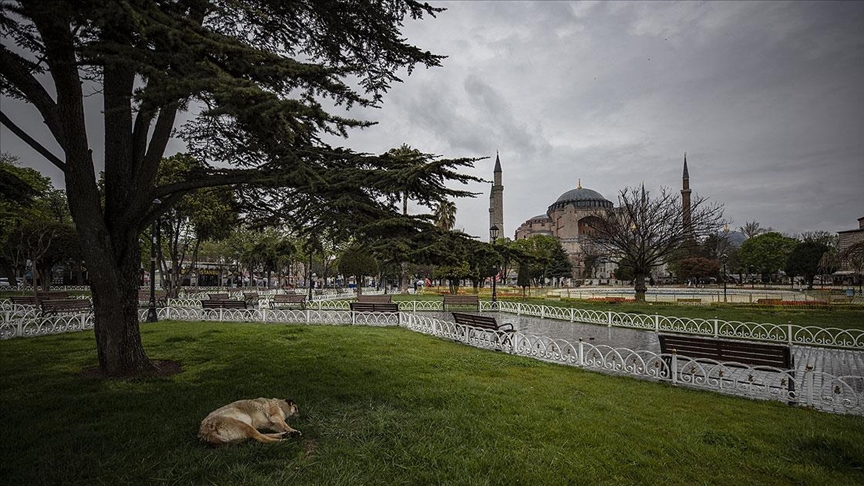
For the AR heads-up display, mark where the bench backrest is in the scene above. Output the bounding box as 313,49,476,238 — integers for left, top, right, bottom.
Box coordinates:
10,296,38,305
444,295,479,303
443,295,480,309
349,302,399,313
41,299,91,314
275,294,306,302
357,294,392,303
451,312,499,330
201,299,247,309
659,334,792,369
208,293,230,300
37,291,69,300
243,292,259,300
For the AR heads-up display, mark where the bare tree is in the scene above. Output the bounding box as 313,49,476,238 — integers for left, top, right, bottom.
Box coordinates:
586,186,725,301
840,241,864,293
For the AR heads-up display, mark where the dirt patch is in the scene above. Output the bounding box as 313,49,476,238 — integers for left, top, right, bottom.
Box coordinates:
79,359,182,379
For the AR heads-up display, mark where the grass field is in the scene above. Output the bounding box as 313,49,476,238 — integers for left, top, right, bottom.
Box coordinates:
1,321,862,485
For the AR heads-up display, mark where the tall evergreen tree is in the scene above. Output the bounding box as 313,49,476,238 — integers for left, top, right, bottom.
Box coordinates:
1,1,480,376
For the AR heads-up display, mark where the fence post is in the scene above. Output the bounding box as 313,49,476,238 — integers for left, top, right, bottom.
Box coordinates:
413,301,416,313
517,303,522,316
306,309,310,324
654,314,659,333
787,321,793,345
262,308,267,323
570,308,574,323
713,317,719,338
607,310,612,328
578,338,584,366
218,308,224,322
541,305,545,319
671,351,678,385
804,365,814,408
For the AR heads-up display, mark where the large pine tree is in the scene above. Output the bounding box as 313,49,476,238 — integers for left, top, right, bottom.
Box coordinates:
1,0,480,376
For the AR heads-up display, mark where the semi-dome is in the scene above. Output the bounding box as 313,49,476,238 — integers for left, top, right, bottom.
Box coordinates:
547,184,613,212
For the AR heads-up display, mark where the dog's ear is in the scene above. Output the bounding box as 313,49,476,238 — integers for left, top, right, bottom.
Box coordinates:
284,398,294,405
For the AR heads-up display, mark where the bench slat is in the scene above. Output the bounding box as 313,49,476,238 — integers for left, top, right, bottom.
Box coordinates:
659,334,791,369
201,299,247,309
443,295,480,310
451,312,513,332
356,295,392,303
271,295,306,309
40,299,91,315
349,302,399,313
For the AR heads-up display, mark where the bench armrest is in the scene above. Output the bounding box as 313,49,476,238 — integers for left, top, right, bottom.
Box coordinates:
497,322,514,331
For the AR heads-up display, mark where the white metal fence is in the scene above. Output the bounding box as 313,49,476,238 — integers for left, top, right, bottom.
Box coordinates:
0,300,861,415
2,297,862,350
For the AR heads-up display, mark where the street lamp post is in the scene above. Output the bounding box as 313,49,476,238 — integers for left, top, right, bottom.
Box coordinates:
147,199,162,322
720,253,728,304
490,224,499,308
147,219,159,322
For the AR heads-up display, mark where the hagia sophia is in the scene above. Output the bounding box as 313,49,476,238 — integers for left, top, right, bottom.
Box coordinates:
489,153,694,281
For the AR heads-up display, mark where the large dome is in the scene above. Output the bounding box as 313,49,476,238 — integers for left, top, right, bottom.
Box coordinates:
548,185,613,212
554,187,608,203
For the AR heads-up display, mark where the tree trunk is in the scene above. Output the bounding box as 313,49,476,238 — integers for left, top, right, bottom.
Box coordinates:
79,222,155,376
633,271,647,302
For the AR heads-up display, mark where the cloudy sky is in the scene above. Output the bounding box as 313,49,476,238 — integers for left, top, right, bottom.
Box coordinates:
2,1,862,241
338,1,864,240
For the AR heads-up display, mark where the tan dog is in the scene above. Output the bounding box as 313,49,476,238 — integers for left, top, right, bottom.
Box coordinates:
198,398,301,445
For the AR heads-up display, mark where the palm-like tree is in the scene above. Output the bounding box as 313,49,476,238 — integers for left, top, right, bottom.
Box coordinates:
434,199,457,230
739,220,772,239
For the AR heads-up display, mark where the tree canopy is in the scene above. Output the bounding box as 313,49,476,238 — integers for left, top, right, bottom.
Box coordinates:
737,232,798,283
0,0,481,376
785,241,829,289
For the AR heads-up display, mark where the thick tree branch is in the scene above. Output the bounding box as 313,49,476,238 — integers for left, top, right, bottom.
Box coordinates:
0,110,66,170
139,103,179,186
0,47,65,146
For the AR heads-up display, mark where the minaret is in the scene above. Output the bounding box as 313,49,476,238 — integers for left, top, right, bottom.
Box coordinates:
681,153,692,232
489,152,504,241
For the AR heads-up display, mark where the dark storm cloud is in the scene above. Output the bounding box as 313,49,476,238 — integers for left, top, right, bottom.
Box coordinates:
3,1,862,240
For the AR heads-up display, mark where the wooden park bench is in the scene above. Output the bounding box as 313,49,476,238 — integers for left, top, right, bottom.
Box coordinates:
356,294,392,303
676,298,702,304
208,293,230,300
201,299,247,309
443,295,480,310
36,291,69,301
349,302,399,313
270,294,306,310
658,334,794,392
40,298,92,316
9,296,38,306
451,312,514,332
138,290,167,307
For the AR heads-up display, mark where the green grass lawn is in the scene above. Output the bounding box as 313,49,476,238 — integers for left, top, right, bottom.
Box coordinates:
1,321,862,485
